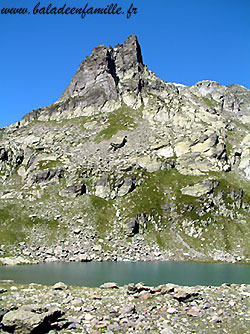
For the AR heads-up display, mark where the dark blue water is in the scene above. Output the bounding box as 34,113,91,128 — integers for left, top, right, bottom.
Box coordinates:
1,261,250,287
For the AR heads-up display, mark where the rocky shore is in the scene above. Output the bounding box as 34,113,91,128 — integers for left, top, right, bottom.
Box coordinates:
1,281,250,333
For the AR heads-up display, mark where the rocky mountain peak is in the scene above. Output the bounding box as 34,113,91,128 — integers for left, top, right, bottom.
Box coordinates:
58,34,144,111
112,34,144,73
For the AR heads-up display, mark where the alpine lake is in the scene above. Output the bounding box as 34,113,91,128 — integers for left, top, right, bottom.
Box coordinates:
1,261,250,287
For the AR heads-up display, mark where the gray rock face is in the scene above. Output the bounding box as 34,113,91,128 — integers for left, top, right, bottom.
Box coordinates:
23,35,145,123
59,44,119,107
59,34,144,106
31,168,64,184
65,184,86,196
125,214,148,236
0,147,24,177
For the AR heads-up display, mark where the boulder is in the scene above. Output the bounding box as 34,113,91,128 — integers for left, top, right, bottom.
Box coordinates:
181,180,217,197
2,305,64,334
0,308,9,322
155,146,174,158
0,288,7,294
78,254,92,262
0,257,30,266
66,184,86,196
127,282,151,295
125,217,139,236
60,183,86,198
239,148,250,180
174,139,192,157
53,282,67,290
124,213,148,236
187,307,201,317
94,175,110,199
100,282,119,289
135,291,152,300
173,287,200,302
115,176,136,197
161,326,174,334
136,155,164,172
120,304,136,315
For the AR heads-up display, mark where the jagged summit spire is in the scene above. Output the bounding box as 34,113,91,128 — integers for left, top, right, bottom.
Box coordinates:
58,35,144,108
114,34,143,66
21,35,149,123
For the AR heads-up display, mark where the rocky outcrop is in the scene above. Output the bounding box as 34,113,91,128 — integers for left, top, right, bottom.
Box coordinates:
59,34,144,106
59,183,86,198
30,168,64,185
22,35,145,123
0,146,24,178
124,213,148,236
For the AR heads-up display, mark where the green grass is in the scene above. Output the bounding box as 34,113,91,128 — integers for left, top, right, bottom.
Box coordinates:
88,195,115,238
233,119,250,132
192,94,219,109
0,202,60,245
83,175,94,192
202,97,219,108
0,129,4,141
225,140,233,156
56,116,88,130
38,159,63,170
94,104,143,142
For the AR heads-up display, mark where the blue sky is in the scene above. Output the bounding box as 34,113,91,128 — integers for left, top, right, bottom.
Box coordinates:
0,0,249,128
